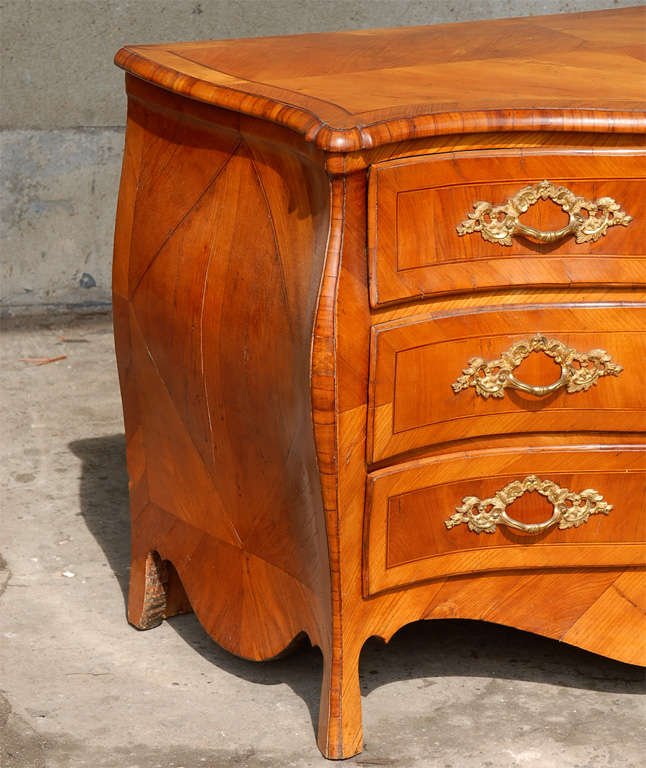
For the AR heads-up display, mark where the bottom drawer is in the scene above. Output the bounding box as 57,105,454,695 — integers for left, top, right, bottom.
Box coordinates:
364,446,645,596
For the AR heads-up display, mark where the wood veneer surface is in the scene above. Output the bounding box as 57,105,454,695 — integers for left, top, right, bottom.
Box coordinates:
369,149,646,305
115,7,646,151
113,10,646,760
365,446,646,594
114,92,334,662
369,304,646,462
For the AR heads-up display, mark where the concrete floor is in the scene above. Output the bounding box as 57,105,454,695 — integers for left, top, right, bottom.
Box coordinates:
1,313,644,768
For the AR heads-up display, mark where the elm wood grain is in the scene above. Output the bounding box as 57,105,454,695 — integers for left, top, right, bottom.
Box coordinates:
368,149,646,306
113,90,334,662
115,7,646,152
113,116,646,757
332,130,646,175
330,263,646,758
369,433,646,472
113,13,646,760
561,569,646,661
123,74,328,170
371,285,646,326
329,146,645,756
312,172,368,758
114,116,646,758
368,304,646,463
121,70,646,176
364,446,646,595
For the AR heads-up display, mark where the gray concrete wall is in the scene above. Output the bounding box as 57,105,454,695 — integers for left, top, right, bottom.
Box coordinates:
1,0,641,314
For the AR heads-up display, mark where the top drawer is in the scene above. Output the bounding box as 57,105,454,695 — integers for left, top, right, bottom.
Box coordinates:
368,149,646,307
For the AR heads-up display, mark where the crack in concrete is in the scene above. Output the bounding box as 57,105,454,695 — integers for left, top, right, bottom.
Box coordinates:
0,554,12,599
0,693,47,768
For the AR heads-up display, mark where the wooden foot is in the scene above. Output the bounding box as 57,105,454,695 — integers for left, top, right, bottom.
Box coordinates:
127,551,192,630
317,645,363,760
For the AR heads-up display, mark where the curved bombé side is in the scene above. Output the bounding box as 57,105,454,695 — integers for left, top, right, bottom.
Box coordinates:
112,78,334,663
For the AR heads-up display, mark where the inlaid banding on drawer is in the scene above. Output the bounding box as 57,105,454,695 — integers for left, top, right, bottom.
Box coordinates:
363,447,646,596
368,148,646,306
368,304,646,464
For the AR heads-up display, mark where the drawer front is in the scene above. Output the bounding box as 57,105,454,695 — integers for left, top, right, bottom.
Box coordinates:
364,447,646,596
368,149,646,307
368,304,646,463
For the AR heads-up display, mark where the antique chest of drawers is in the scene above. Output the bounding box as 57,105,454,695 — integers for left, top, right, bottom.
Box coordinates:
113,7,646,759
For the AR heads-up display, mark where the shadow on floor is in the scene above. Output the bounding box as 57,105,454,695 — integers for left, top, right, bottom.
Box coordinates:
69,433,645,741
69,433,131,598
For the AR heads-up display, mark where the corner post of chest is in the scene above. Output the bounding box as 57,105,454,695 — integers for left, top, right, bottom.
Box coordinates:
317,638,363,759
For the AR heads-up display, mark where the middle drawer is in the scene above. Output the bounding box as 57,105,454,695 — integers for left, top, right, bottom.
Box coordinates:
368,304,646,463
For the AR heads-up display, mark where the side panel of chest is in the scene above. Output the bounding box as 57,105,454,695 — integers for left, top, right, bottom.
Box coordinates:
113,83,334,661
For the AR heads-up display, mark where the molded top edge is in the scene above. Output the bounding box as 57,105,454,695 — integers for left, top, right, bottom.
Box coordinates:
115,7,646,152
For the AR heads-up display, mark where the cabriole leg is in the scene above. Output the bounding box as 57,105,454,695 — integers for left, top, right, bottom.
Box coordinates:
317,642,363,759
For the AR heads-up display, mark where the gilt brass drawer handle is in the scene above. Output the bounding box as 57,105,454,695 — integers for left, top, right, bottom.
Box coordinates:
456,180,632,246
451,334,622,399
445,475,612,535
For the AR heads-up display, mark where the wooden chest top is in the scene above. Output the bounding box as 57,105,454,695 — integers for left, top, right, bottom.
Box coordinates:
115,7,646,151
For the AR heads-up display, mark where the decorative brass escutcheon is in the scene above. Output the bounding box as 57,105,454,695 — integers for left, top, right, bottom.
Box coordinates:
451,334,622,399
445,475,612,534
456,180,632,246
